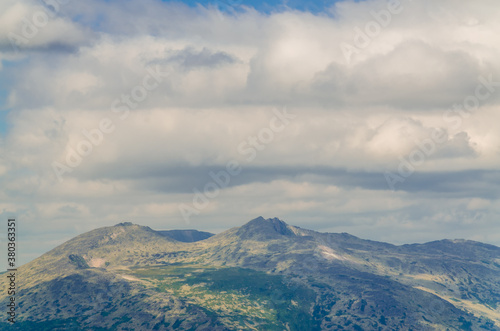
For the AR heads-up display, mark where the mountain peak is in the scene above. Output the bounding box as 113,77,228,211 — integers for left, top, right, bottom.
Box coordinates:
235,217,296,240
115,221,134,227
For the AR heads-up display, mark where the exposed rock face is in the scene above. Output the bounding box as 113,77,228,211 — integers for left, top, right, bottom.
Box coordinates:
1,217,499,330
68,254,89,269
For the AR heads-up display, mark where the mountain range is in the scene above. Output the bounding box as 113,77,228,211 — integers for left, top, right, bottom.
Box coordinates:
1,217,499,330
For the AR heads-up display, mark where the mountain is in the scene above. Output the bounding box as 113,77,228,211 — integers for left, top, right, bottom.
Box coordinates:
235,217,297,240
157,229,214,242
1,217,499,330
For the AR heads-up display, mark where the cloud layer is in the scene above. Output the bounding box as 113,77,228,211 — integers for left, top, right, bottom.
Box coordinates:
1,0,500,264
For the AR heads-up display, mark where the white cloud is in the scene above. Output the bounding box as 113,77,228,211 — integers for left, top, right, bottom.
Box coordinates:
0,0,93,53
1,0,500,264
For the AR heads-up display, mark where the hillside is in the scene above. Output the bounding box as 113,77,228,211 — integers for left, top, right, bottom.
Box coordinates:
1,217,499,330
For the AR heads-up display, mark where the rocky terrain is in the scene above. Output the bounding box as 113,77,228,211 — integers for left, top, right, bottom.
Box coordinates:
1,217,499,330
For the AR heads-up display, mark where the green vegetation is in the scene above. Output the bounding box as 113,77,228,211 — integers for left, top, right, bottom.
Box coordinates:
129,265,319,330
68,254,89,269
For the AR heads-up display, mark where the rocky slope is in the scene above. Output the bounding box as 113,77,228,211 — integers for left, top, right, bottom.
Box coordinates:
1,217,499,330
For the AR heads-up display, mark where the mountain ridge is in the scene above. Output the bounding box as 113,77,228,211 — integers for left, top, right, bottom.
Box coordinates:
1,217,499,330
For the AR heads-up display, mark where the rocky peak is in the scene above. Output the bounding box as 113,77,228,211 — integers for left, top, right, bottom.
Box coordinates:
115,221,134,226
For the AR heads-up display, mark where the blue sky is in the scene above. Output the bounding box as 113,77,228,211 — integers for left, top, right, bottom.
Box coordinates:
1,0,500,265
161,0,343,14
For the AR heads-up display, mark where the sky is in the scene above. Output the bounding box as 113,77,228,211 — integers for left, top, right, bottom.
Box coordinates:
1,0,500,265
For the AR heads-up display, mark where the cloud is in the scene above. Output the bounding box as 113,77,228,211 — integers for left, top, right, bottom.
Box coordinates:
162,47,238,69
1,0,500,265
0,0,94,53
311,40,497,109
